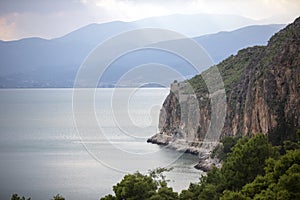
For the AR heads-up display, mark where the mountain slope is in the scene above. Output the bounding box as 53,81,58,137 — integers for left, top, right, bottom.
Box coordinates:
195,24,285,63
133,13,256,37
0,21,283,87
148,17,300,151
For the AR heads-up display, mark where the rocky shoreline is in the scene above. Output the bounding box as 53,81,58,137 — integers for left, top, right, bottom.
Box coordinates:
147,133,222,172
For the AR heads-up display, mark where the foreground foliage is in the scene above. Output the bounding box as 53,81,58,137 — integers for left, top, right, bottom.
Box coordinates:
11,194,31,200
10,194,64,200
11,135,300,200
101,134,300,200
100,168,178,200
222,144,300,199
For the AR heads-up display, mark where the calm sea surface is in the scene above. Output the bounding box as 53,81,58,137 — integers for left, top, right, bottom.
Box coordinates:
0,88,201,200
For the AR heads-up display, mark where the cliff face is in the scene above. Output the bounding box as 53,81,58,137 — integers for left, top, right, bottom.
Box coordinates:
148,17,300,152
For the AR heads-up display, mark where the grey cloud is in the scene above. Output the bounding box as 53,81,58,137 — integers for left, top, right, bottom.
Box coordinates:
0,0,84,15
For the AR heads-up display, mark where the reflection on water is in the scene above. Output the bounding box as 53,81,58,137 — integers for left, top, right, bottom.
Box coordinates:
0,89,202,200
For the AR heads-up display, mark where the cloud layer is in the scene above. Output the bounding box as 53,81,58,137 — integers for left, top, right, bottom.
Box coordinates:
0,0,299,41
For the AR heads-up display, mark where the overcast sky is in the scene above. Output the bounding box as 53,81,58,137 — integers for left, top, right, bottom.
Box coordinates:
0,0,299,41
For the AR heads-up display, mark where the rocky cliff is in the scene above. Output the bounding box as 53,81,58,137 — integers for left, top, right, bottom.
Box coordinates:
148,17,300,157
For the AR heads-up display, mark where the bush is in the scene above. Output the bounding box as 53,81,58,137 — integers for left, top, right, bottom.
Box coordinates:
11,194,31,200
101,168,177,200
51,194,65,200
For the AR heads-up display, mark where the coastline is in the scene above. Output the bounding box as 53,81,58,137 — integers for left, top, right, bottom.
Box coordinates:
147,133,222,172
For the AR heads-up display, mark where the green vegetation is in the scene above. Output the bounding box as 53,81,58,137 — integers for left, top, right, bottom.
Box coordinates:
10,135,300,200
101,134,299,200
100,167,178,200
187,46,264,95
11,194,31,200
211,136,239,161
222,148,300,199
178,134,281,200
52,194,65,200
10,194,65,200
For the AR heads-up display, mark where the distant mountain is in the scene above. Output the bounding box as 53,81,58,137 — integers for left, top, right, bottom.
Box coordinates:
132,13,257,37
195,24,285,63
0,14,284,88
52,13,257,43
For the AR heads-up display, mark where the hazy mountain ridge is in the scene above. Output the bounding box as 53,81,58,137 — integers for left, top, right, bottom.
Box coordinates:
195,24,285,63
0,14,284,88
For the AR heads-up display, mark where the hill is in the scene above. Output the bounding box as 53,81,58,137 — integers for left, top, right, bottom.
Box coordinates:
148,16,300,152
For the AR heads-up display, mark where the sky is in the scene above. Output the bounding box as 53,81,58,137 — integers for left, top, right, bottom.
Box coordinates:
0,0,299,41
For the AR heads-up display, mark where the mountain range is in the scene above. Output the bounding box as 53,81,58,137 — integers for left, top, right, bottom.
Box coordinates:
0,14,284,87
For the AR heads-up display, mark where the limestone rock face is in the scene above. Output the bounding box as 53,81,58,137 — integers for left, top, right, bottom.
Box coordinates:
148,17,300,153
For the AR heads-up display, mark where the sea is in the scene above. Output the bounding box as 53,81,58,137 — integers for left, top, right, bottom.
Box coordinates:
0,88,202,200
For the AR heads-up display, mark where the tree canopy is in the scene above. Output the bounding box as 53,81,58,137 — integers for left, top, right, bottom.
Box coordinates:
100,134,299,200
